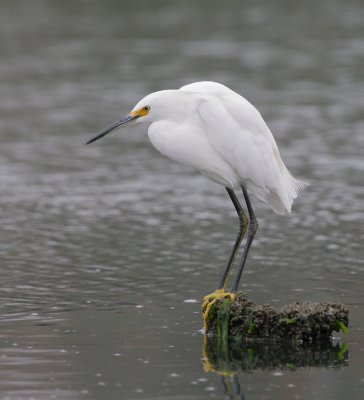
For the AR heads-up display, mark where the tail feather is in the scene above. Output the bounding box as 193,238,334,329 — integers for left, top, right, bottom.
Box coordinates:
247,171,308,215
292,176,309,195
279,170,309,213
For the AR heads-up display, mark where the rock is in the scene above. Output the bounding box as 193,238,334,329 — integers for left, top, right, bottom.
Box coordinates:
205,293,349,343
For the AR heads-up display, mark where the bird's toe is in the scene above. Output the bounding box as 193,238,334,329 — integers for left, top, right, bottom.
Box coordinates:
202,289,235,330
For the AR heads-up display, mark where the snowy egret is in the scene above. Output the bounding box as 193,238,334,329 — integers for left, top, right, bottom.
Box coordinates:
87,81,307,326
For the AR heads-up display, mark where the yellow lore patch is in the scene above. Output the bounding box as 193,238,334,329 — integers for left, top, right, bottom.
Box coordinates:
130,106,150,118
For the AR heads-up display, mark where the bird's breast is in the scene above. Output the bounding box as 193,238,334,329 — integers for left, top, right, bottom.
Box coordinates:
147,120,240,188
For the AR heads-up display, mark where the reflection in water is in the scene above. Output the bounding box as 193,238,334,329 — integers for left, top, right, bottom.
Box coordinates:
203,336,348,398
0,0,363,398
219,374,246,400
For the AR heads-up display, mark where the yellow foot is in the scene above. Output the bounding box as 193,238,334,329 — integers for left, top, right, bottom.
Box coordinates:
202,289,235,331
202,336,236,377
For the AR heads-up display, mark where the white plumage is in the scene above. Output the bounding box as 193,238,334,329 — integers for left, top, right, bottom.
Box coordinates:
87,81,307,305
134,81,307,214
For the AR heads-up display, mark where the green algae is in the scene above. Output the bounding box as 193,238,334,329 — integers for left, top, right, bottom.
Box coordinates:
206,293,349,343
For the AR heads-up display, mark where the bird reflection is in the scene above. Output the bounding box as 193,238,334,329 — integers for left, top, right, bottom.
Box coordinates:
202,336,348,399
219,374,245,400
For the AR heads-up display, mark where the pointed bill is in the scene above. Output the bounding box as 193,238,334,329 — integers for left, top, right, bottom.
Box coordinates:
86,114,138,145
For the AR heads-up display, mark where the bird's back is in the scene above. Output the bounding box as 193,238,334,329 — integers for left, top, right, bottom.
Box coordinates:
180,81,307,214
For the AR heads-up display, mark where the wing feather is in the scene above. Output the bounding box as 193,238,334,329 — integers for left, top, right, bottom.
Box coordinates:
181,82,307,213
196,93,304,213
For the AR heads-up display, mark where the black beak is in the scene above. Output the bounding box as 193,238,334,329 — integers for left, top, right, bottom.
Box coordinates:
86,114,138,145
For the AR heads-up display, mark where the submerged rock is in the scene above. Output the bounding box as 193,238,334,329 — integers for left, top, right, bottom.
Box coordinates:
203,339,348,374
206,293,349,343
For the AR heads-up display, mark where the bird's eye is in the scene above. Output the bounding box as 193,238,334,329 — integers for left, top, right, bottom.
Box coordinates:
143,105,150,112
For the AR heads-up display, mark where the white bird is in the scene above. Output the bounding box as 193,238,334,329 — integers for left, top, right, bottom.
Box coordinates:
87,81,307,325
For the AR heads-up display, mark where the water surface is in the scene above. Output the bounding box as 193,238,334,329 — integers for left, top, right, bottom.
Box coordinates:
0,1,363,399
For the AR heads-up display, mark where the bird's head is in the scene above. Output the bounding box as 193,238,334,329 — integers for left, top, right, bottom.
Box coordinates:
86,90,180,145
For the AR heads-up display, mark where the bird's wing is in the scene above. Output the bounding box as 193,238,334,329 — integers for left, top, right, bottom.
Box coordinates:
182,83,306,212
181,81,278,149
197,96,283,188
196,95,300,214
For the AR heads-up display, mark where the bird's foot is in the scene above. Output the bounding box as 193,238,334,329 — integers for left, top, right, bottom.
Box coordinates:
202,289,235,331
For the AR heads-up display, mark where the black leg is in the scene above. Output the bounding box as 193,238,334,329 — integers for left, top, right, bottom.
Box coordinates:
217,187,249,290
231,184,258,293
233,374,246,400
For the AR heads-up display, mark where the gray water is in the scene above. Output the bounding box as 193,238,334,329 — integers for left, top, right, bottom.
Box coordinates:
0,1,363,399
